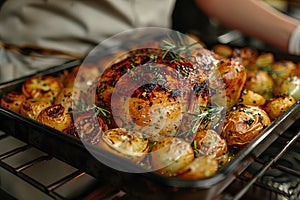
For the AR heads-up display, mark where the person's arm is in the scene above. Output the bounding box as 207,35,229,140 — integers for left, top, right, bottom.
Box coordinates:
195,0,300,53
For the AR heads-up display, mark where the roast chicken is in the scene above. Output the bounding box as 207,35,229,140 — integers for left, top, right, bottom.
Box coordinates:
94,47,246,141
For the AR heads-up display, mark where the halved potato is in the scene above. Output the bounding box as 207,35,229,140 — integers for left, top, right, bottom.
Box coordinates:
177,156,218,180
151,137,194,176
261,94,295,120
98,128,149,163
223,105,271,147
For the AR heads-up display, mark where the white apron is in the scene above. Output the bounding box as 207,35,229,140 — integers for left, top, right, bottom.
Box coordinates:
0,0,175,82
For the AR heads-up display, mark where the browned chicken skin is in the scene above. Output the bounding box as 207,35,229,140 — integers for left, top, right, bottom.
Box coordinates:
95,48,227,140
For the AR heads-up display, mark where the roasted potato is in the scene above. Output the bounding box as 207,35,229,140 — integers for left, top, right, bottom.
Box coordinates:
261,94,295,120
232,47,259,67
238,89,266,106
151,137,194,176
244,70,274,99
255,52,274,67
22,75,63,100
273,76,300,100
193,129,228,165
0,92,26,113
217,58,247,108
99,128,149,163
271,60,297,86
177,156,218,180
223,105,271,147
212,44,233,59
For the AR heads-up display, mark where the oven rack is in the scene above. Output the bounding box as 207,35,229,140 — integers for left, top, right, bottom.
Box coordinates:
0,132,128,200
217,120,300,200
0,119,299,200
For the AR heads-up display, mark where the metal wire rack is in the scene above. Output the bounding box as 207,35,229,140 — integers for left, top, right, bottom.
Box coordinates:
217,119,300,200
0,118,299,200
0,132,127,200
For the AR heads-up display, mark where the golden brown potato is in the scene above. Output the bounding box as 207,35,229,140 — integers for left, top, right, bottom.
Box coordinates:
98,128,149,163
232,47,259,67
292,62,300,77
22,75,63,100
271,60,297,86
36,104,72,132
20,99,52,120
193,129,228,165
217,58,247,108
212,44,233,59
151,137,194,176
255,52,274,67
273,76,300,100
0,92,26,113
244,70,274,99
238,89,266,106
223,105,271,147
53,87,83,112
64,64,101,90
177,156,218,180
261,94,295,120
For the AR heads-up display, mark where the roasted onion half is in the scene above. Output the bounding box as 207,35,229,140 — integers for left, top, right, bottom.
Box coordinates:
223,105,271,147
70,112,108,145
0,92,26,113
36,104,72,132
98,128,149,163
20,99,52,120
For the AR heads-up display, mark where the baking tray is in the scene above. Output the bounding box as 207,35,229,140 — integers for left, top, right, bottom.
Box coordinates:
1,54,300,200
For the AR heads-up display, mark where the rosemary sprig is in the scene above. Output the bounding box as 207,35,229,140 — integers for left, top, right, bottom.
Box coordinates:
180,103,224,138
90,104,110,118
192,140,204,157
70,97,110,119
160,32,198,61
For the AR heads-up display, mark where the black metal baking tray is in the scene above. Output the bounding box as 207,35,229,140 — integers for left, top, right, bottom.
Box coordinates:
1,54,300,200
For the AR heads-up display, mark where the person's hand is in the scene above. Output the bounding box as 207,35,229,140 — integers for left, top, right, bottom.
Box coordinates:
289,25,300,55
